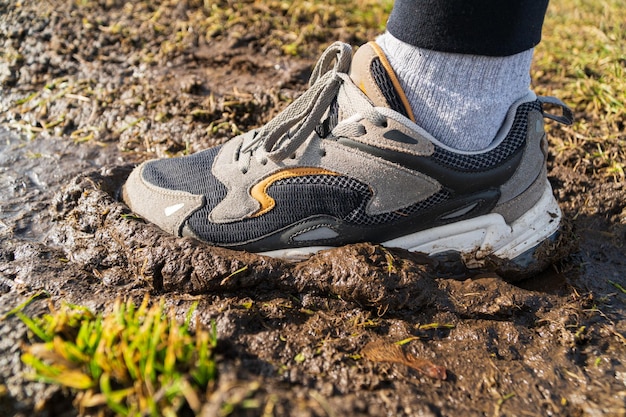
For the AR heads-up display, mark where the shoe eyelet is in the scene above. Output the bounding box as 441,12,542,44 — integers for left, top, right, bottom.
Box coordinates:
319,148,326,157
241,168,248,174
260,157,268,165
290,153,297,159
381,119,388,128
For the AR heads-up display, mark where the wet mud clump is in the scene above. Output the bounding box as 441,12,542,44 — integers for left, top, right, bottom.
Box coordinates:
50,167,439,311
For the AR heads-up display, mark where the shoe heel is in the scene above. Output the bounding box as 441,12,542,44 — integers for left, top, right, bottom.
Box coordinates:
486,229,561,281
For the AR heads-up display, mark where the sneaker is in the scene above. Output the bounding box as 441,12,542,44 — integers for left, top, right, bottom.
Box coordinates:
122,41,573,271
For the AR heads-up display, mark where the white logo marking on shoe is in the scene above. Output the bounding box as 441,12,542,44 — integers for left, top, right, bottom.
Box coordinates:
292,226,339,242
164,203,185,217
439,202,479,220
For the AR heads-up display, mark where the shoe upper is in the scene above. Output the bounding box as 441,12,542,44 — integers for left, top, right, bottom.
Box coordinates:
123,42,572,252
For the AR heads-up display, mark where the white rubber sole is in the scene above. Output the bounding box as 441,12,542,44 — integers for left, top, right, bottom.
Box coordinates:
260,182,562,265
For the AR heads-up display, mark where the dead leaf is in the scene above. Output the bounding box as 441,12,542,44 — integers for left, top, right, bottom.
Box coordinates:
362,340,447,380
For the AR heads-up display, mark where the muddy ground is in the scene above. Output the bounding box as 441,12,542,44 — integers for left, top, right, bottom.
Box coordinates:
1,1,625,416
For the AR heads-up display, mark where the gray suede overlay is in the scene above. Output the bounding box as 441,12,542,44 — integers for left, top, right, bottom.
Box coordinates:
498,110,546,205
494,167,548,223
209,134,260,222
123,163,205,236
321,140,440,215
354,117,434,156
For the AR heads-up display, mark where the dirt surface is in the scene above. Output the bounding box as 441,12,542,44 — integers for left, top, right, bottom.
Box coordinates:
1,1,626,416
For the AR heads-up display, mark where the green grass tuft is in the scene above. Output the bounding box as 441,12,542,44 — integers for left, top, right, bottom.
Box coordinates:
19,296,218,417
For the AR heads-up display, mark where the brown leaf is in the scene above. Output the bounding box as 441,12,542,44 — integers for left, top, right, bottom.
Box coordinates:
362,340,447,380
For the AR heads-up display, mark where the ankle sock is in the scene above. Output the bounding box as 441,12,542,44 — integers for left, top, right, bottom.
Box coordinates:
376,32,533,151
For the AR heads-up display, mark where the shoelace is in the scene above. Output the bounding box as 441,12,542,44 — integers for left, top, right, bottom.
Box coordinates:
236,42,387,173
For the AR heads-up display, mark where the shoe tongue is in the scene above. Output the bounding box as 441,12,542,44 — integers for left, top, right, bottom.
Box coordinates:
349,42,415,122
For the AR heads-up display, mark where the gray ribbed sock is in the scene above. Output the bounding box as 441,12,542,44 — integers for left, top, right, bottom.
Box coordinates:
377,32,533,151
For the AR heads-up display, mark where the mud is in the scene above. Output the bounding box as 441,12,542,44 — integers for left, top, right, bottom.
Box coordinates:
1,1,626,416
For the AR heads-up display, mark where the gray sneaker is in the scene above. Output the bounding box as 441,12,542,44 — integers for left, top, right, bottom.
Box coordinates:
123,41,573,272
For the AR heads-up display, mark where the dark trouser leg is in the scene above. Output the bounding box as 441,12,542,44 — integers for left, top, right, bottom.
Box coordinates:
386,0,549,56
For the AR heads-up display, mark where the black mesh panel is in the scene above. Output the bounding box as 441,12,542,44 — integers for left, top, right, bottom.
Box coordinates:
142,147,227,203
432,101,541,170
371,57,411,119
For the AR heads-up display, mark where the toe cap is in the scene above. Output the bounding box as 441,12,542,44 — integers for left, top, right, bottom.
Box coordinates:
122,161,205,236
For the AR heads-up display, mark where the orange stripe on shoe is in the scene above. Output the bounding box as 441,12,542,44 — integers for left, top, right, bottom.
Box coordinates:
250,167,340,217
368,41,416,123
